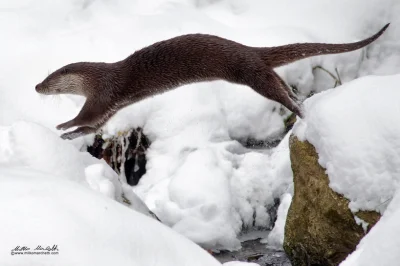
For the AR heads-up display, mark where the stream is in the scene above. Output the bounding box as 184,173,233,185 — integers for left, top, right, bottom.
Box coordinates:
213,232,291,266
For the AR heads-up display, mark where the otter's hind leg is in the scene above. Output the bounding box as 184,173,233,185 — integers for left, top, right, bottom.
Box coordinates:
276,76,299,102
248,69,304,118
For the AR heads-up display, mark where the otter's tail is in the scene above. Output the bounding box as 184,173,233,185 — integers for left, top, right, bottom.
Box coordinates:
257,23,389,68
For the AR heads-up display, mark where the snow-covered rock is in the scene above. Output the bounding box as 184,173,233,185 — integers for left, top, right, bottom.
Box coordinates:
294,74,400,214
293,74,400,265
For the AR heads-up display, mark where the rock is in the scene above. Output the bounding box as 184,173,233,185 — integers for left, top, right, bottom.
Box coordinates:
284,135,380,266
87,128,150,186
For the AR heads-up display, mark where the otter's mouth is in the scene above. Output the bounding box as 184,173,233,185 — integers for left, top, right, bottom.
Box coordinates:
36,73,84,96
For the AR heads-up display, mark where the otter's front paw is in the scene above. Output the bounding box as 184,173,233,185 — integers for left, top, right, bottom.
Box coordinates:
60,131,81,140
56,120,75,130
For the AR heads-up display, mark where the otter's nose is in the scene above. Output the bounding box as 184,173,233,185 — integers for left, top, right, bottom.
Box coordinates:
35,84,40,92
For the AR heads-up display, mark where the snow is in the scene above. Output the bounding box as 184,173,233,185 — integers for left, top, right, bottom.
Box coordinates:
1,0,400,261
0,167,221,266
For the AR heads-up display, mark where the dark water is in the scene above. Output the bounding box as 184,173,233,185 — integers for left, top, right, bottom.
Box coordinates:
213,238,291,266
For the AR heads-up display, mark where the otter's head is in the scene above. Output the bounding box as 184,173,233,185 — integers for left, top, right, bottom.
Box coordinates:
35,62,97,96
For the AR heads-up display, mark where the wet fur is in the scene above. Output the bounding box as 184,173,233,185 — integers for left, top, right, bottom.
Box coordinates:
35,24,389,140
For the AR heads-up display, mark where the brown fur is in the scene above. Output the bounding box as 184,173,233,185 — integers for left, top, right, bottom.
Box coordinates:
35,24,389,140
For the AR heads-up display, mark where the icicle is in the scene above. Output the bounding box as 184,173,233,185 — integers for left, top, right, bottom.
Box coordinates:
133,128,142,173
119,130,132,184
111,137,119,175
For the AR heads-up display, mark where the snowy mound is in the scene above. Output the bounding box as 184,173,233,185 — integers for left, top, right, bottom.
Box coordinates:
294,74,400,213
0,167,221,266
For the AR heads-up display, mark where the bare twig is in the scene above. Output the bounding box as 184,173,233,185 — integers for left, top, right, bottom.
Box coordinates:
312,65,342,88
375,197,392,209
335,67,342,85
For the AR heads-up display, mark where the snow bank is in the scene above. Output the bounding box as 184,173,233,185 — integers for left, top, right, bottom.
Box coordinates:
1,0,399,251
0,167,221,266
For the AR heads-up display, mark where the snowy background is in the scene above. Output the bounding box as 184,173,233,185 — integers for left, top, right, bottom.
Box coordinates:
1,0,400,265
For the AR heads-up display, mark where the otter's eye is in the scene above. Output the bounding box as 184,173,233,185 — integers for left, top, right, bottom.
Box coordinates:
63,68,70,74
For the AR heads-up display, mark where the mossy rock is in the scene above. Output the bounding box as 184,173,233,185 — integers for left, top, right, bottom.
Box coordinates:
284,135,380,266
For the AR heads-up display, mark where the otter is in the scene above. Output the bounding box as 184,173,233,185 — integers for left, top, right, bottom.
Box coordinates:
35,24,389,140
